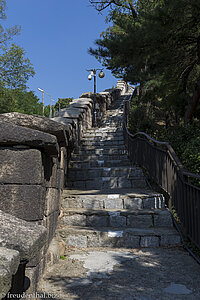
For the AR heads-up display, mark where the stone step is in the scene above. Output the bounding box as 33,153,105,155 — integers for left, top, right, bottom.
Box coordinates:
66,176,147,190
74,148,127,156
71,154,129,161
60,209,173,229
57,226,181,249
81,140,125,146
81,135,124,142
75,146,126,154
67,167,143,180
83,132,123,138
77,144,126,151
69,159,131,168
62,190,165,210
85,128,122,133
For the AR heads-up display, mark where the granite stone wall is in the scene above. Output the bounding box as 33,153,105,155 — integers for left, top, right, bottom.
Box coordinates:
0,82,126,296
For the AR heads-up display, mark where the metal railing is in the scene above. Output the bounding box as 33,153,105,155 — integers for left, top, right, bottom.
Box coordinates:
123,93,200,249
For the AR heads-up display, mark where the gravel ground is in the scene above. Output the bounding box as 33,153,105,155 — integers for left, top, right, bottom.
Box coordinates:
38,245,200,300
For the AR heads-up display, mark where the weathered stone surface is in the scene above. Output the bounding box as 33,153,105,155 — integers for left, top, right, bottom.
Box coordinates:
63,198,83,209
127,215,153,228
104,199,123,209
124,198,143,209
0,120,59,157
83,199,103,209
67,235,87,248
62,214,86,226
42,155,59,188
0,210,47,260
160,234,181,246
140,236,160,247
0,112,69,146
0,247,20,298
58,107,84,119
42,210,59,245
69,100,92,110
52,116,76,129
154,210,173,227
0,148,43,184
0,247,20,275
0,185,45,221
109,215,126,227
72,97,93,106
45,188,60,217
87,216,108,227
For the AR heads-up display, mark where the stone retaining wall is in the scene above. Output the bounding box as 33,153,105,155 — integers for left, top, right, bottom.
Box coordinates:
0,81,127,296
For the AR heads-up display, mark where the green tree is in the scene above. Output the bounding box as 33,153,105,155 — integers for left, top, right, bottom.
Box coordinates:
10,89,43,115
89,0,200,123
0,88,43,115
54,98,73,111
0,0,20,46
0,44,35,89
0,86,15,113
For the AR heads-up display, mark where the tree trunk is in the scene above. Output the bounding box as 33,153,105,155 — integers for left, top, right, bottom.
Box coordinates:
184,79,200,122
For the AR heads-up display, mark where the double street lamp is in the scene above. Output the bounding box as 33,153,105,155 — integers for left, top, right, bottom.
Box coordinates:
87,68,105,127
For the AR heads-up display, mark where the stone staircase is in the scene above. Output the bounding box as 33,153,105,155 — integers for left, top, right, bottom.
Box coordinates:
58,95,180,250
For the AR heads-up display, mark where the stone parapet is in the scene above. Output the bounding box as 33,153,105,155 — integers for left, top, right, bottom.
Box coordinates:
0,83,124,296
0,210,47,298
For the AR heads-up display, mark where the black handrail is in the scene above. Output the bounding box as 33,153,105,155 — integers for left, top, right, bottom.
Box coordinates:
123,90,200,249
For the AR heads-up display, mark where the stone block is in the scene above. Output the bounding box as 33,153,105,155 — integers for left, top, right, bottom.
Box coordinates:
83,199,103,209
0,120,59,157
154,211,173,227
62,198,83,209
25,264,40,293
0,210,47,261
87,215,108,227
0,185,45,221
0,112,69,147
0,148,43,185
45,237,60,269
62,214,86,226
58,107,84,119
104,199,123,209
45,188,60,217
140,236,159,247
99,232,123,248
124,198,143,209
58,169,65,190
42,210,59,246
42,155,59,188
67,235,87,248
109,215,126,227
60,147,67,170
160,234,181,246
0,247,20,298
143,196,165,209
87,233,100,247
127,215,153,228
124,235,140,248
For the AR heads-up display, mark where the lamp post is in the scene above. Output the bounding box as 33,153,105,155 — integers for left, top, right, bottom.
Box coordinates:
50,99,56,118
38,88,51,116
87,68,105,127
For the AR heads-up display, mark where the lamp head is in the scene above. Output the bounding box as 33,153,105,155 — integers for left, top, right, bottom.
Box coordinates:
99,70,105,78
88,74,92,80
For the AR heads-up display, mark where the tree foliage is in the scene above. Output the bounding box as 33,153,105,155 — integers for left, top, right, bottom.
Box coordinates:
0,44,35,89
0,0,20,46
89,0,200,123
0,87,43,115
54,98,73,111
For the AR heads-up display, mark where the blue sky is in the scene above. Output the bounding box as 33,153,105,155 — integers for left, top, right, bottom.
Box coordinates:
4,0,117,106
